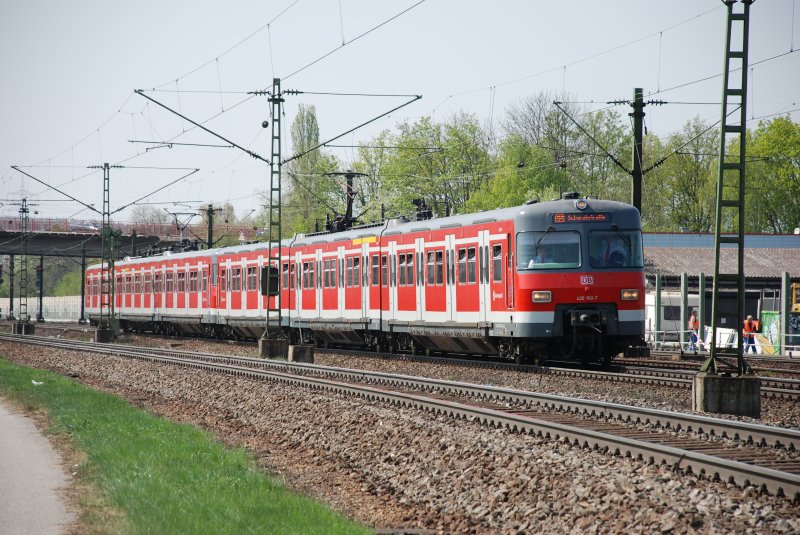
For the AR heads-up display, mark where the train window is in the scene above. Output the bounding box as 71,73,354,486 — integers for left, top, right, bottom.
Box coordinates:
177,272,185,293
144,274,152,293
371,255,379,286
467,247,477,284
290,263,296,289
166,272,174,293
220,269,227,291
427,252,435,285
492,245,503,282
517,231,581,270
663,306,681,321
353,256,360,287
405,254,414,286
381,255,388,286
309,261,316,289
247,267,258,291
302,262,309,289
457,249,467,284
327,260,333,288
188,271,197,292
588,230,644,269
154,273,162,293
398,255,406,286
436,250,444,285
282,263,289,289
230,268,241,291
346,257,354,287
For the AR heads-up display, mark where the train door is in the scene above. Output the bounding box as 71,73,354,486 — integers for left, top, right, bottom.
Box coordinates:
324,248,342,318
176,266,186,310
345,248,361,319
300,252,315,313
486,235,510,318
210,256,218,309
387,240,397,322
154,266,162,311
415,237,425,322
316,249,323,318
200,263,209,310
294,251,302,315
424,244,446,318
368,249,380,316
395,245,416,318
218,260,228,313
454,238,480,319
143,269,151,311
445,234,456,322
478,230,490,321
361,242,370,321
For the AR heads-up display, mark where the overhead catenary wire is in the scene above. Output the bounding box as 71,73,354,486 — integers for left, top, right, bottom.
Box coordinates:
282,0,427,81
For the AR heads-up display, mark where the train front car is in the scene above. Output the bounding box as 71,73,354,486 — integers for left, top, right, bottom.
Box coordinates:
513,196,645,365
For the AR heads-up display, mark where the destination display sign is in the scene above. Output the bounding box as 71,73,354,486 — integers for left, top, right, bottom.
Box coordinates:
551,212,610,224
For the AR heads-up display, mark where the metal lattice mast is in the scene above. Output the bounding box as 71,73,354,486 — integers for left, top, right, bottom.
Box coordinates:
705,0,753,375
94,162,118,329
265,78,284,337
18,198,30,323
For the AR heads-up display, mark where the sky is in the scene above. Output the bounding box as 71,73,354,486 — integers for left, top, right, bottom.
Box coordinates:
1,0,798,224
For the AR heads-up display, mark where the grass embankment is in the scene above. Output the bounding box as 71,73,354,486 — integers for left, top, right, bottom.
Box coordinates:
0,357,371,534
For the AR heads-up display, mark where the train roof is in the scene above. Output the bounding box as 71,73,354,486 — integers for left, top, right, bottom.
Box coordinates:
90,196,639,269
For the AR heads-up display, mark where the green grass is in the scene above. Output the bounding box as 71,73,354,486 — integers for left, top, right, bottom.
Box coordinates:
0,357,371,535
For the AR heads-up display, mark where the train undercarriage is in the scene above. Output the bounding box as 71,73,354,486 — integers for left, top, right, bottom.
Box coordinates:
97,309,644,367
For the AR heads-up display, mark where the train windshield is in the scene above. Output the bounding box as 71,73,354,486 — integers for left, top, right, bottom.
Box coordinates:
588,229,644,268
517,230,580,270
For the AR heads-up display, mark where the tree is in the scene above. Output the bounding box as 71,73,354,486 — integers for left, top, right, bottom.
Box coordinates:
129,205,171,225
744,116,800,233
371,112,491,218
266,104,339,236
655,117,718,232
465,136,565,211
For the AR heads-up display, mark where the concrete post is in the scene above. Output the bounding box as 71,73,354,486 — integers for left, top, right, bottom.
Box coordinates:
781,272,790,355
654,273,662,346
680,272,689,351
699,272,706,349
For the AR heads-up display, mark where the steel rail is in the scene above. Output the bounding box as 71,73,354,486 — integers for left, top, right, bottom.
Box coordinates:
2,334,798,443
2,333,800,499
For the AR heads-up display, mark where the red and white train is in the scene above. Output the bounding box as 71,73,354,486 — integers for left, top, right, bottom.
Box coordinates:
86,194,645,364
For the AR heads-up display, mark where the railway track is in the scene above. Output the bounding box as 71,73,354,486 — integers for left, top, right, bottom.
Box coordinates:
618,356,800,378
16,324,800,399
1,333,799,500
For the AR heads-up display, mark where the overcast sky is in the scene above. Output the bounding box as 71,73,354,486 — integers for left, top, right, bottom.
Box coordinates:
1,0,797,222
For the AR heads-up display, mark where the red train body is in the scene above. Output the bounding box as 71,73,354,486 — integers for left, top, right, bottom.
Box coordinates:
86,196,645,364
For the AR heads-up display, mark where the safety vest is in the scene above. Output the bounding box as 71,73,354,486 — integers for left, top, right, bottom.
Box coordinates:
689,317,699,331
742,319,757,336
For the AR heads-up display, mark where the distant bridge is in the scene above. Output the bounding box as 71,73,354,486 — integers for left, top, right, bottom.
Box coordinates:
0,216,261,258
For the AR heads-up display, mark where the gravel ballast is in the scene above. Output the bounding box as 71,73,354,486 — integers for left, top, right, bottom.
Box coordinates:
3,339,798,533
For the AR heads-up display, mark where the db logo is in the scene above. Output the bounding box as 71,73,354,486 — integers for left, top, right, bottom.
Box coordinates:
580,276,594,285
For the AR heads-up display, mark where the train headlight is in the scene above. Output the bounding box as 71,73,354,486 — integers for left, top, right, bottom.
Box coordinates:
620,289,640,301
532,290,552,303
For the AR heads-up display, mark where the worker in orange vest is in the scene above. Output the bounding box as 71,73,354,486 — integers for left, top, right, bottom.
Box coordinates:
687,310,700,352
742,314,759,354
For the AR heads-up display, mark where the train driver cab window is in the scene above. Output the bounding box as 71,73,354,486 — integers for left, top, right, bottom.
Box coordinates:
517,231,581,270
588,229,644,269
